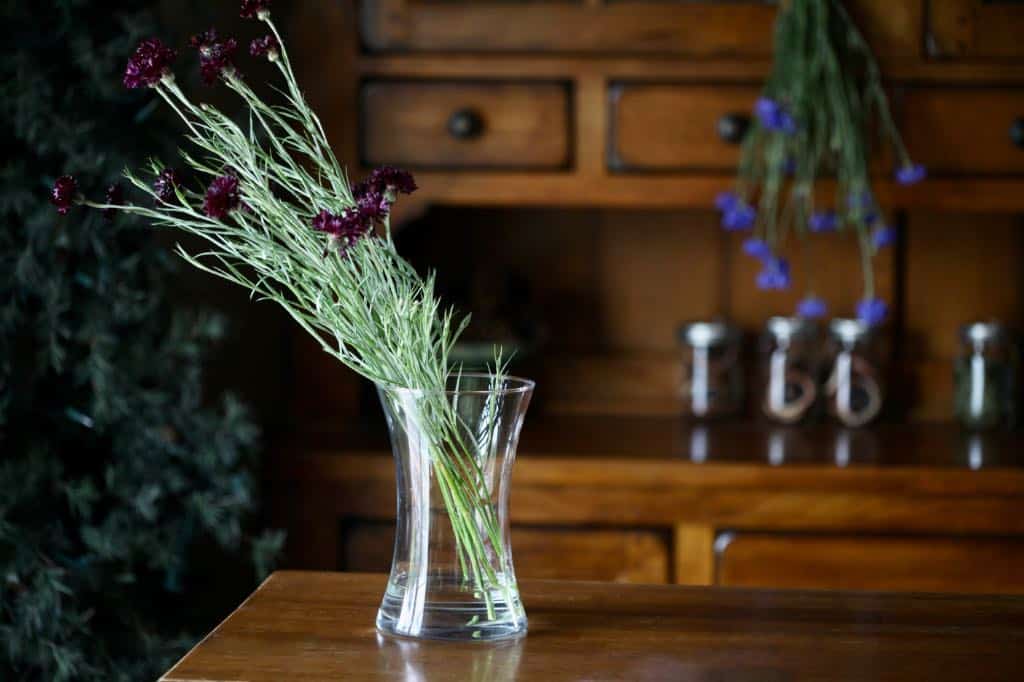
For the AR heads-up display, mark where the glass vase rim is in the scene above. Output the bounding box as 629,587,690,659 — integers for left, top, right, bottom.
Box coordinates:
376,372,536,397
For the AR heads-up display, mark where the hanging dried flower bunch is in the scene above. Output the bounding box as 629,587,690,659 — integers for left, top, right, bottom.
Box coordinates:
716,0,924,326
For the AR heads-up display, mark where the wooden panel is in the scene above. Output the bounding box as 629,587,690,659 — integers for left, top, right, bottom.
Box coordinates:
341,520,670,583
717,533,1024,594
927,0,1024,59
360,0,918,58
361,81,571,169
610,84,757,172
361,0,779,56
901,89,1024,175
904,212,1024,420
674,524,715,586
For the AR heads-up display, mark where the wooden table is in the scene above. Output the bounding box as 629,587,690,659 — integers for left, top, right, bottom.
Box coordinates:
163,571,1024,681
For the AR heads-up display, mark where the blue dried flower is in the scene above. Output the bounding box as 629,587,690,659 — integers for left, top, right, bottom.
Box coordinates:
754,97,797,135
808,210,838,233
715,190,739,212
742,238,772,260
721,203,756,231
872,226,896,249
756,257,791,290
796,296,828,319
856,297,888,326
895,163,926,186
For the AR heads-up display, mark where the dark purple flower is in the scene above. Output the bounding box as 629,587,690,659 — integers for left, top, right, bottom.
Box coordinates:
311,208,371,254
895,163,926,186
856,297,888,326
756,257,791,291
721,203,756,231
715,190,739,212
190,29,238,85
203,174,241,218
353,182,390,222
367,166,417,195
250,35,279,59
754,97,797,135
50,175,77,215
153,168,180,203
123,38,176,89
796,296,828,320
240,0,271,19
808,210,838,233
742,238,772,260
102,183,124,221
872,226,897,249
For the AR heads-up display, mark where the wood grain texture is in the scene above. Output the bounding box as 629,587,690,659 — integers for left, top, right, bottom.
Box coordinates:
926,0,1024,59
361,81,571,169
342,521,671,584
162,571,1024,682
900,88,1024,175
717,533,1024,594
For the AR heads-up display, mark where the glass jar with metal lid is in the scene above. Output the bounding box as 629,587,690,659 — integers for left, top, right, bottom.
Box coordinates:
677,320,743,419
759,317,820,424
824,318,884,427
954,321,1017,430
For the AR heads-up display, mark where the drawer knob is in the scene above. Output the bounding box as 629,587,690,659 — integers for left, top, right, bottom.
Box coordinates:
717,113,750,145
447,108,485,140
1012,118,1024,149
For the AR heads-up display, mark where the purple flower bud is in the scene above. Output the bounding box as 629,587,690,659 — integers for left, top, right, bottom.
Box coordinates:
203,174,241,218
721,203,756,232
856,297,888,326
50,175,77,215
742,238,772,260
368,166,417,195
123,38,176,89
102,183,124,221
756,257,791,291
808,210,838,233
895,163,926,186
872,226,897,249
715,190,739,212
250,35,279,59
796,296,828,319
240,0,271,19
153,168,180,203
190,29,238,85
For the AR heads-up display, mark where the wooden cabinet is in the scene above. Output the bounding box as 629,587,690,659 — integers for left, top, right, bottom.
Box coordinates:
900,88,1024,175
609,84,757,172
361,81,572,170
716,533,1024,594
927,0,1024,59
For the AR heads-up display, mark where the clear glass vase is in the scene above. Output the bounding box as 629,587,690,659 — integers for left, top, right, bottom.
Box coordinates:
375,373,534,641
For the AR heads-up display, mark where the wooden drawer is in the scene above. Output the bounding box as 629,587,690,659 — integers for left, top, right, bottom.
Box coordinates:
361,81,571,170
360,1,918,58
609,84,757,172
900,89,1024,175
716,533,1024,594
927,0,1024,59
341,521,669,583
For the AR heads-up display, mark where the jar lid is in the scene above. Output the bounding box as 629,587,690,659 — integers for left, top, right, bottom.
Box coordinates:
959,321,1008,345
677,320,738,348
765,316,817,341
829,318,872,343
